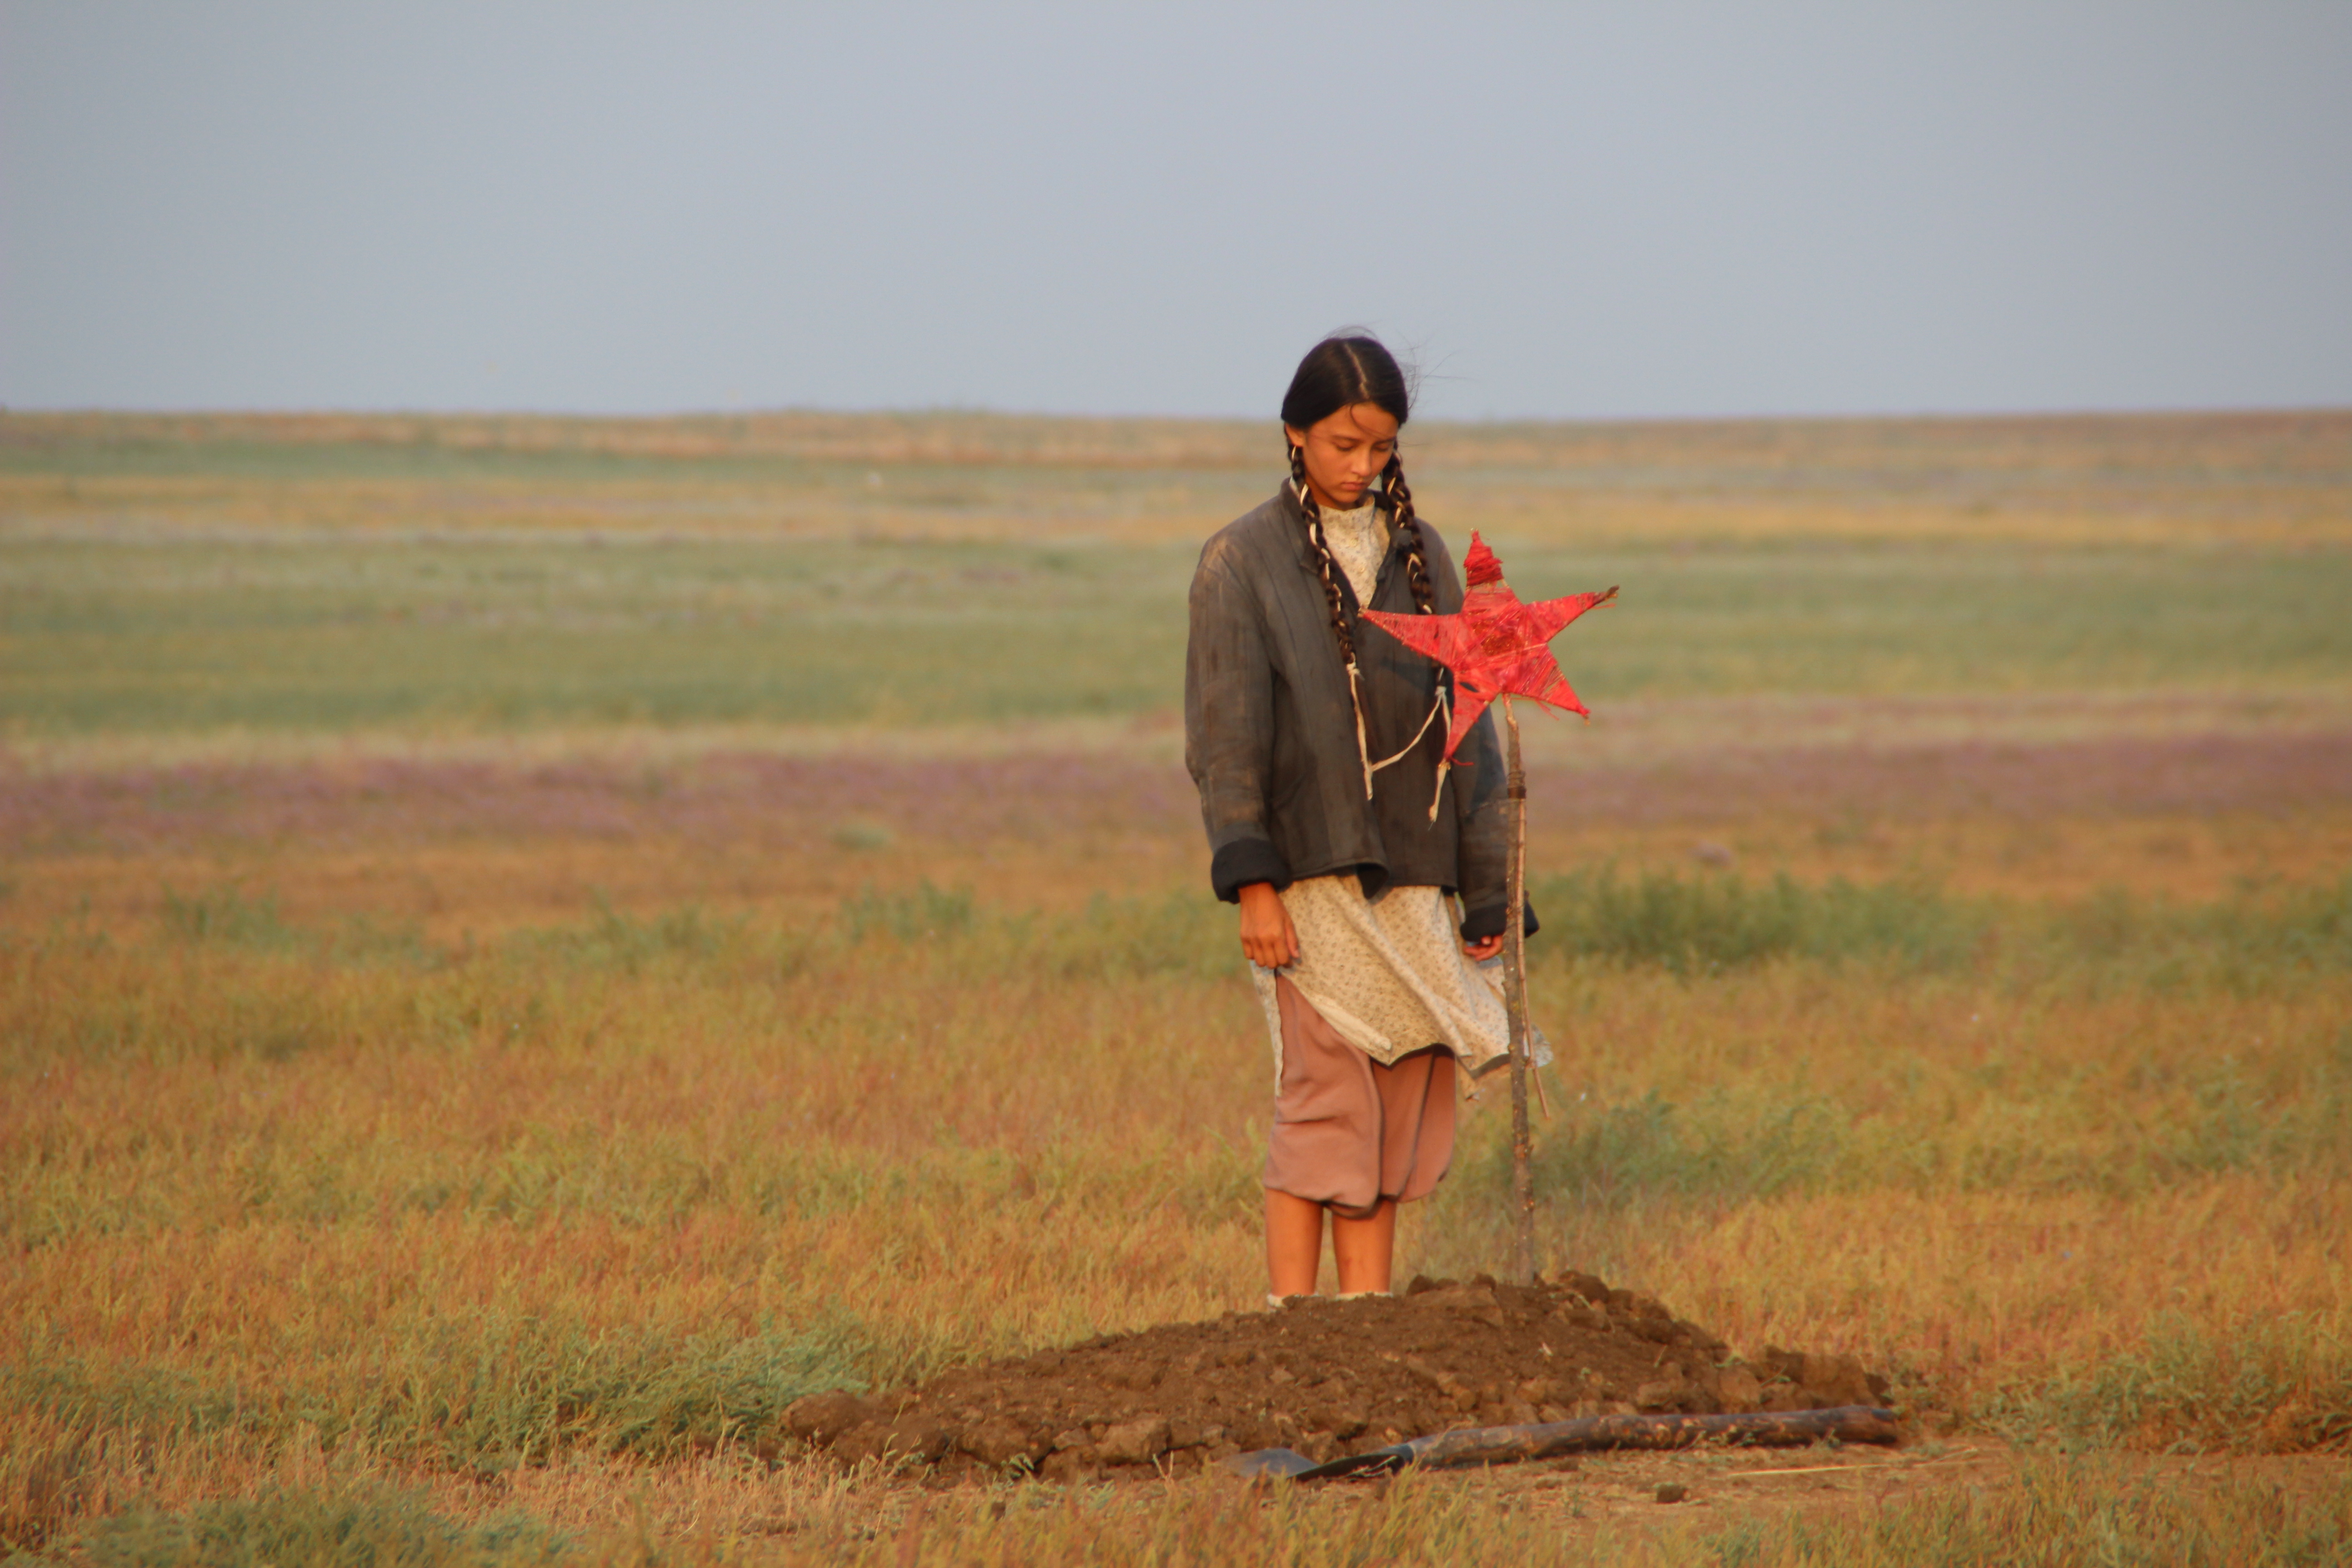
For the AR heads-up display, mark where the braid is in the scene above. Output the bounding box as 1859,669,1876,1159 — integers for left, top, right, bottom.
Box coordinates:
1384,452,1437,614
1279,332,1448,808
1290,437,1356,667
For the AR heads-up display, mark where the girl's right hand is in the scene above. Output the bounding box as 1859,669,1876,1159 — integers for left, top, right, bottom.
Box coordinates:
1237,882,1299,970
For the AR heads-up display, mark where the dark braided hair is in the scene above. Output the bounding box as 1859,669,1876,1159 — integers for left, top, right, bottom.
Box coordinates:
1282,333,1453,804
1289,437,1359,669
1279,334,1438,640
1381,450,1438,614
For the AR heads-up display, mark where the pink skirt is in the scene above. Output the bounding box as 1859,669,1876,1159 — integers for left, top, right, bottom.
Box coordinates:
1260,975,1458,1219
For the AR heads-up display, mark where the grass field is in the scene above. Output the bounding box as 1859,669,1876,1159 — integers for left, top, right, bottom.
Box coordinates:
8,411,2352,736
3,410,2349,1564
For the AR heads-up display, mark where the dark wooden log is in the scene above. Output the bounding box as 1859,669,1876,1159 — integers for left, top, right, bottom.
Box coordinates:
1225,1404,1902,1481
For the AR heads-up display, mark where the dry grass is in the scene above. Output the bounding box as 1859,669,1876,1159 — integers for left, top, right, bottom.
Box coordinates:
8,407,2348,546
10,805,2352,948
3,856,2347,1558
2,410,2347,1562
31,1447,2352,1566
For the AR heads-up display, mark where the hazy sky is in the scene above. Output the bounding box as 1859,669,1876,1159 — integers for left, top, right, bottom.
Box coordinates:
4,2,2347,419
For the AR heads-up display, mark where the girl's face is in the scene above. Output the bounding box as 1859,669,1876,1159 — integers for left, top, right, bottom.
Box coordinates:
1285,402,1399,511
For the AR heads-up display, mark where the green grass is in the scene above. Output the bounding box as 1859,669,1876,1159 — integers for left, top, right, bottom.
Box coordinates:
0,424,1276,515
135,867,2352,995
1509,539,2352,696
29,1460,2352,1568
62,1482,568,1568
0,536,1195,732
1976,1311,2352,1454
6,1316,877,1477
5,533,2350,733
1526,865,2352,989
1700,1460,2352,1568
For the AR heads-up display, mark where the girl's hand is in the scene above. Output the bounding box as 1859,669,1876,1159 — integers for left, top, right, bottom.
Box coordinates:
1237,883,1299,969
1462,934,1504,961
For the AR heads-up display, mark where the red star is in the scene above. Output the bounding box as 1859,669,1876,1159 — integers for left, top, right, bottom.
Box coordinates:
1362,533,1616,763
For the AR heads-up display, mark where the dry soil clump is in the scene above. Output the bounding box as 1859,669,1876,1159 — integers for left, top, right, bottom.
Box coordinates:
783,1272,1891,1482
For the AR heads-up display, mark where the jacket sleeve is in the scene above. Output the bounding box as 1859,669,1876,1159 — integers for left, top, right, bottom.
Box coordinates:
1185,539,1291,902
1448,705,1538,941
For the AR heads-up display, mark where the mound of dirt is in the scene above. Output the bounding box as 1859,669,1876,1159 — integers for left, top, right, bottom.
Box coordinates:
781,1272,1892,1482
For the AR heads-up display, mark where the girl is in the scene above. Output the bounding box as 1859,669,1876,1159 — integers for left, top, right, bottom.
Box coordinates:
1185,333,1531,1303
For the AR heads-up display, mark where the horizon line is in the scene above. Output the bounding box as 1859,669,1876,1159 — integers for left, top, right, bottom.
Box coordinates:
7,402,2349,428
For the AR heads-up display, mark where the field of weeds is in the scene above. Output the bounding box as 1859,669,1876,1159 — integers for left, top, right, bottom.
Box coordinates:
3,410,2349,1564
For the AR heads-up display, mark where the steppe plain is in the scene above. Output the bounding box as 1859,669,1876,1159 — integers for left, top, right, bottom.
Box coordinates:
3,408,2348,1563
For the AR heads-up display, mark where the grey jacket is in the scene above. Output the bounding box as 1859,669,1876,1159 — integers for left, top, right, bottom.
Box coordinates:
1183,484,1528,941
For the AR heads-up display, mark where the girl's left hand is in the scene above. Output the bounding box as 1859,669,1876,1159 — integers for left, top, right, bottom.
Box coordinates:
1462,935,1504,961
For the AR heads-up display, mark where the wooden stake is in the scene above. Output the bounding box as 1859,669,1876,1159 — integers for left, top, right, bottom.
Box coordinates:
1499,699,1536,1284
